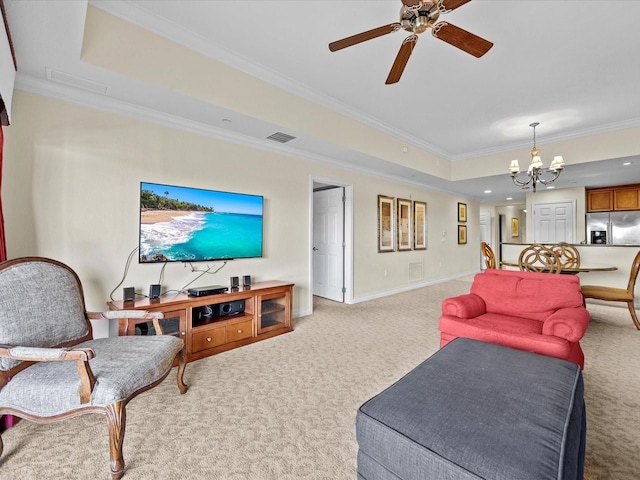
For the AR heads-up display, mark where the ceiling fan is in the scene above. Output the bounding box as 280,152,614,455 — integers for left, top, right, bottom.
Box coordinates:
328,0,493,84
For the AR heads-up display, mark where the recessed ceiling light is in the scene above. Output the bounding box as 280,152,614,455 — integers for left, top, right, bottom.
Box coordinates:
484,190,492,194
623,162,631,166
546,186,555,189
506,197,513,200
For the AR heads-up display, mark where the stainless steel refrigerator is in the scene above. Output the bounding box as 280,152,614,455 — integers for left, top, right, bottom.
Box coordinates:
586,211,640,244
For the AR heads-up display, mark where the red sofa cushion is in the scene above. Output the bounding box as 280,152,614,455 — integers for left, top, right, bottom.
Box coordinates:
470,269,584,322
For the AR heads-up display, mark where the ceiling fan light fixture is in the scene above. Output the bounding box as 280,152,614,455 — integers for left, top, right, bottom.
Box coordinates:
413,15,430,33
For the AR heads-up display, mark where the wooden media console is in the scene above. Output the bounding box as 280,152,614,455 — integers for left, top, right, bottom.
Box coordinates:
108,281,293,363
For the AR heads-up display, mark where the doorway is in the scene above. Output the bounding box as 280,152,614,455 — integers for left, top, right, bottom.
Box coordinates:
311,179,353,307
479,211,491,270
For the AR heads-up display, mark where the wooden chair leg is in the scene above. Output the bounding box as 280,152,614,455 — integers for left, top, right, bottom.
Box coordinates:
105,401,126,480
627,301,640,330
176,347,189,394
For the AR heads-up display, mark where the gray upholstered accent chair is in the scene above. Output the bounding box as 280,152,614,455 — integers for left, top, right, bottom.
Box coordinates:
0,257,188,479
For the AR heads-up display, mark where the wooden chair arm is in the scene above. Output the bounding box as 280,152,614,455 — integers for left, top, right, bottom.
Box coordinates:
0,346,97,404
87,310,164,321
88,310,166,335
0,345,94,362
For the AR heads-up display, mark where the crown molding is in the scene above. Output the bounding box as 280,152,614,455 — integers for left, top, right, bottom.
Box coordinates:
16,72,463,197
88,0,451,160
451,117,640,161
85,1,640,163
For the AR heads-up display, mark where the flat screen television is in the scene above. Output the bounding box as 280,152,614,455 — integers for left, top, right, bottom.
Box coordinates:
139,182,263,263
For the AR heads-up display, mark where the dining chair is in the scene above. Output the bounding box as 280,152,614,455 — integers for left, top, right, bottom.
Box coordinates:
481,242,497,269
581,249,640,330
552,242,581,269
0,257,189,479
518,243,562,274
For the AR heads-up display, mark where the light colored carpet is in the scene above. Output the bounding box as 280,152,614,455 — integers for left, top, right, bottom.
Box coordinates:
1,278,639,479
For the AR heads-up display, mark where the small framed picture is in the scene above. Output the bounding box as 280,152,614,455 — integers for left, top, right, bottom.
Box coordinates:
413,201,427,250
378,195,396,253
458,202,467,223
458,225,467,245
397,198,413,251
511,217,519,238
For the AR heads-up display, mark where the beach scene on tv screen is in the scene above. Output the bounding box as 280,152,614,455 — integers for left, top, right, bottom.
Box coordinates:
139,182,263,263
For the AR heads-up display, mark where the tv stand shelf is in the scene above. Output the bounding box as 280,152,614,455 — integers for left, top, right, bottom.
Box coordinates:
108,280,293,363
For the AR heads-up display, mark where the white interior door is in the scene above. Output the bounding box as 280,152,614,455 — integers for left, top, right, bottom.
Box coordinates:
313,187,344,302
533,201,575,243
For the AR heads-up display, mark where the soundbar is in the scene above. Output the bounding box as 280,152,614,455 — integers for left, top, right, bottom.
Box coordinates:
187,285,229,297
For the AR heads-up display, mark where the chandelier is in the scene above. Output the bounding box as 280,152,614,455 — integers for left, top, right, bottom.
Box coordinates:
509,122,565,192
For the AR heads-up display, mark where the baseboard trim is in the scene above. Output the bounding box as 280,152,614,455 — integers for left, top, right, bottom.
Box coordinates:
351,270,479,304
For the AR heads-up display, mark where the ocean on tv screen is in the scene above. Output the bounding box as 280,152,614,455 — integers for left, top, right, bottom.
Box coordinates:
140,211,262,262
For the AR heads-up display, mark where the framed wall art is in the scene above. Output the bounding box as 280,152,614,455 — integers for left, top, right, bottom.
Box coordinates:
458,202,467,223
378,195,396,253
511,217,520,238
413,201,427,250
458,224,467,245
397,198,413,251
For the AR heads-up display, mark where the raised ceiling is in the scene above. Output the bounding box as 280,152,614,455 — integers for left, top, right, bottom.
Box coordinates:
5,0,640,201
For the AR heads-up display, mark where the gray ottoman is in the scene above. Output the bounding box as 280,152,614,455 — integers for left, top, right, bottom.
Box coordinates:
356,338,586,480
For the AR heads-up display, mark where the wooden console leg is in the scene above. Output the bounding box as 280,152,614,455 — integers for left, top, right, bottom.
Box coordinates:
105,401,126,480
176,347,189,394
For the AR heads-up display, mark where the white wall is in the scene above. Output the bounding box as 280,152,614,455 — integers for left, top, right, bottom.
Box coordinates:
3,91,480,336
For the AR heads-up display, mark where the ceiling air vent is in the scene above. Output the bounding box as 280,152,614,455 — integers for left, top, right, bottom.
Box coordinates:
45,67,112,96
266,132,296,144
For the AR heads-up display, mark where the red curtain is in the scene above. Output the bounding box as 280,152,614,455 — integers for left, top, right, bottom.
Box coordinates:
0,124,5,262
0,123,11,433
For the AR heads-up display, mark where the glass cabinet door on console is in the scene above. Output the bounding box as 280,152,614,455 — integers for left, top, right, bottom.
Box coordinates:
120,309,186,339
258,292,291,334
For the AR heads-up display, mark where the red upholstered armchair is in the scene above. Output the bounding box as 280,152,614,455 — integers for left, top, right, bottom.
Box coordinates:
439,269,590,368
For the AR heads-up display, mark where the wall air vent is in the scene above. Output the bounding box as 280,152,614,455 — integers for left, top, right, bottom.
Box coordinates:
266,132,296,144
408,261,424,282
45,67,112,96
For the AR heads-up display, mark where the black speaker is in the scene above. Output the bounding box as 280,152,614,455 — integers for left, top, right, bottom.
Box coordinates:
230,276,239,288
123,287,135,302
243,275,251,287
210,300,245,317
149,284,161,299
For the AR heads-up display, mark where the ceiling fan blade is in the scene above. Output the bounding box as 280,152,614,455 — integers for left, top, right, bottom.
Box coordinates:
385,35,418,85
440,0,472,12
432,22,493,58
329,23,401,52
